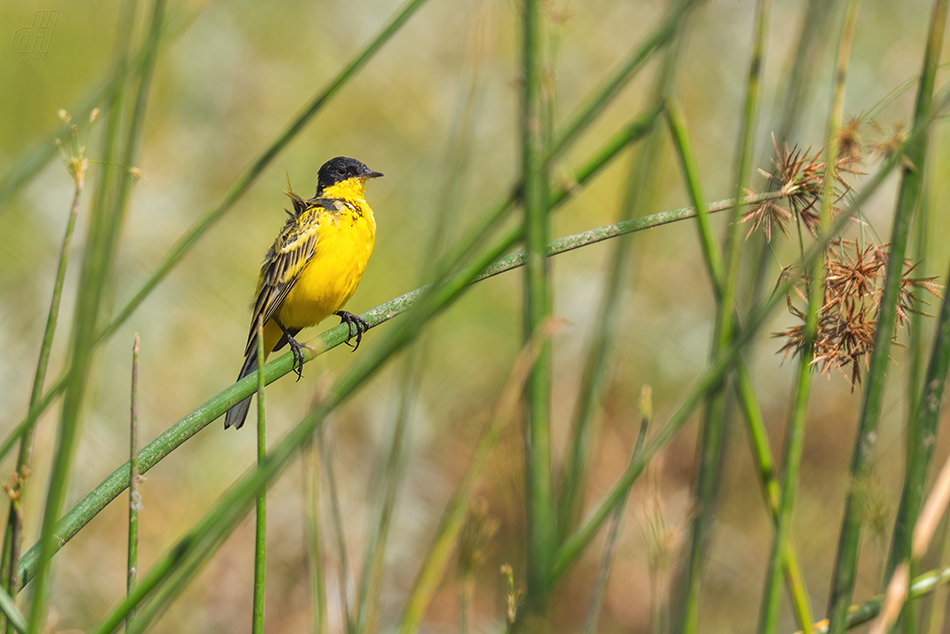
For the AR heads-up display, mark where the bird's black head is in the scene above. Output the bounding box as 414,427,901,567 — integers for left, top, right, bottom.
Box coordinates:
316,157,383,193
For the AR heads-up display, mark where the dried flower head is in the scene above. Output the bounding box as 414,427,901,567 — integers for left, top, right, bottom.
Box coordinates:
872,120,914,170
837,114,866,162
774,240,943,387
743,134,863,241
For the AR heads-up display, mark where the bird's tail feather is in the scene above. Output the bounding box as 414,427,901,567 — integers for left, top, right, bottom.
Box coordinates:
224,347,259,430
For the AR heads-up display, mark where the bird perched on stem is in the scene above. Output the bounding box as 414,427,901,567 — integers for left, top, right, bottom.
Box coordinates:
225,156,383,430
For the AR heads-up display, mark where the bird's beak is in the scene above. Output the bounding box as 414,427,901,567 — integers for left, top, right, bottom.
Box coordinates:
362,170,384,180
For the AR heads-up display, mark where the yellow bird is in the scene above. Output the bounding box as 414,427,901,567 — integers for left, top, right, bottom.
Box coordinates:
225,156,383,430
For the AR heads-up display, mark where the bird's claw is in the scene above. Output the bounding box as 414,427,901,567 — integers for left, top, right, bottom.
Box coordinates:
335,311,369,351
287,336,306,381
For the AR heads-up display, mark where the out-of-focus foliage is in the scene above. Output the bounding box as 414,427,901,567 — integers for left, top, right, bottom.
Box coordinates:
0,0,948,632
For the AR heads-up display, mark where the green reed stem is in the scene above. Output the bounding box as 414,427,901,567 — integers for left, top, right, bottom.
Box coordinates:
0,141,86,610
0,587,25,634
520,0,556,616
396,323,556,634
829,1,943,630
761,4,858,633
558,28,683,543
678,3,769,632
884,0,950,585
252,318,267,634
583,389,651,634
321,429,353,634
127,334,141,630
303,437,328,634
667,97,814,633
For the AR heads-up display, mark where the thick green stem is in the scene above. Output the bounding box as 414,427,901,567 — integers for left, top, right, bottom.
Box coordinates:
252,319,267,634
520,0,556,617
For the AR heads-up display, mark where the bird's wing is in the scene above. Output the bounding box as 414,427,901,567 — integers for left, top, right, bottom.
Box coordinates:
244,198,339,357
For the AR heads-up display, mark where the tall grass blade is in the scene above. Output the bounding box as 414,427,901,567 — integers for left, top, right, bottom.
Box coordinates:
321,428,353,634
583,387,651,634
0,587,25,634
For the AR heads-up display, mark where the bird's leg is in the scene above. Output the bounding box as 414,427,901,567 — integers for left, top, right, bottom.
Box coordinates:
335,311,369,352
274,317,307,381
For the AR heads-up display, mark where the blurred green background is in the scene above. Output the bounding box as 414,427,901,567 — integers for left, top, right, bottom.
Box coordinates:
1,0,949,631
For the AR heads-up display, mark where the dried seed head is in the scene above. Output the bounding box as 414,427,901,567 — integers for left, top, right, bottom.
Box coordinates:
837,114,865,162
774,239,943,388
872,120,914,170
745,135,864,242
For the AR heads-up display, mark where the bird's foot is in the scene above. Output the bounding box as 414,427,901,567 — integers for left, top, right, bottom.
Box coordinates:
286,336,316,382
335,311,369,351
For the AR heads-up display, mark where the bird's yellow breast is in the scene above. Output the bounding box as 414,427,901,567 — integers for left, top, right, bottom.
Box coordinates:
276,205,376,329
